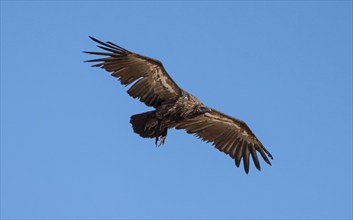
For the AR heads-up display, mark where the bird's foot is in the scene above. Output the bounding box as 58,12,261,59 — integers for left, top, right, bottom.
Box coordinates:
158,135,167,147
155,135,167,147
155,136,159,146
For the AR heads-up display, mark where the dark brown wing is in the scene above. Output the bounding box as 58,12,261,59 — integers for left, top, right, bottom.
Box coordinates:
175,109,273,173
84,36,182,107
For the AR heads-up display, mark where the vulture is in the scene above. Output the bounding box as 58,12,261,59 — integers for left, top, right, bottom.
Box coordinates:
84,36,273,173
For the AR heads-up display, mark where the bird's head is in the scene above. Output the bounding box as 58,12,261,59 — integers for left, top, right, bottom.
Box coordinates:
197,105,212,114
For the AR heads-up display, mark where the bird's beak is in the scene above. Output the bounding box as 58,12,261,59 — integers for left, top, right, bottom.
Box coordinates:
199,106,212,113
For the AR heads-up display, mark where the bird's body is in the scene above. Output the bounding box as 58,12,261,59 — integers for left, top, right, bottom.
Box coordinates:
131,90,210,146
85,36,273,173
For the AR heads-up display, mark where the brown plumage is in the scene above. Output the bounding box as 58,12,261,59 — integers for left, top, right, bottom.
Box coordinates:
84,36,273,173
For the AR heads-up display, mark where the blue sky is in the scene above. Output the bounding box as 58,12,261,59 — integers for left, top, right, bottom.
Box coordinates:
1,1,352,219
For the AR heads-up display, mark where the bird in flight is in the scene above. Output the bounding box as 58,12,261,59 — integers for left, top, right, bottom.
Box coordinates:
84,36,273,173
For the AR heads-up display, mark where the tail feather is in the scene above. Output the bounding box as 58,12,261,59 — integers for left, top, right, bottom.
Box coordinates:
130,111,158,138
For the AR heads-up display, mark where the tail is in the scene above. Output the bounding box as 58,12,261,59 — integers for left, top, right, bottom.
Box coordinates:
130,111,159,138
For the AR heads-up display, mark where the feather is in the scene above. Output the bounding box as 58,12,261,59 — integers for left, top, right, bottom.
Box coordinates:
250,144,261,171
89,36,128,52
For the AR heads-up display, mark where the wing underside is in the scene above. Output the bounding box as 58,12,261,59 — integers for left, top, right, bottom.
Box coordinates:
175,109,273,173
84,36,182,107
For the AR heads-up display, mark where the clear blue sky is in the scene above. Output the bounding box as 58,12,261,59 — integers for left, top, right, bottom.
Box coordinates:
1,1,352,219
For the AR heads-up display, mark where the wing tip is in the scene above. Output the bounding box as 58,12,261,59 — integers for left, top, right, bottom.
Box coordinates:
234,158,241,168
255,163,262,171
88,35,103,45
87,36,129,52
268,153,274,160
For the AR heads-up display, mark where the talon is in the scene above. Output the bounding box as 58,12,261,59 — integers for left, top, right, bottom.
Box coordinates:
158,135,167,147
155,136,159,147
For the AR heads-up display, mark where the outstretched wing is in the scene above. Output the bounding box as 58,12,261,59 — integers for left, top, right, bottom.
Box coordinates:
84,36,182,107
175,109,273,173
